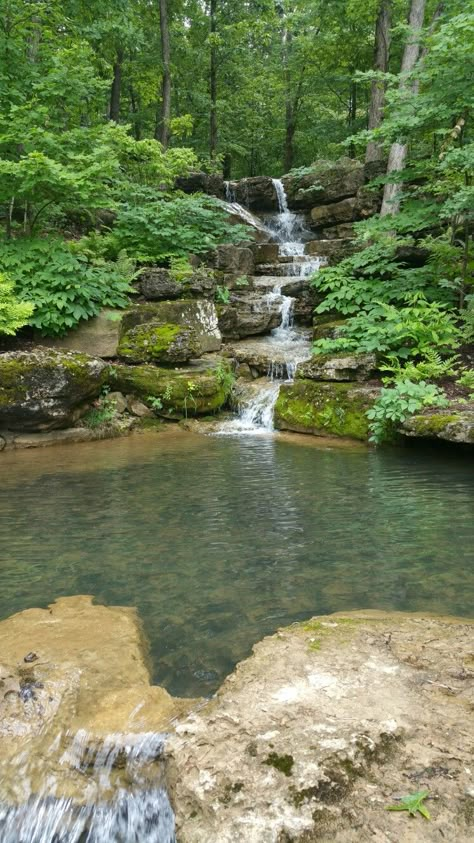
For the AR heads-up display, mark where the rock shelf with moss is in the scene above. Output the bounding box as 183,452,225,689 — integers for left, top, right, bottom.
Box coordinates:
118,321,201,364
274,380,379,440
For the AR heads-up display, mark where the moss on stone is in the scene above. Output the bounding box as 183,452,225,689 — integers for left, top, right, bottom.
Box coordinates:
264,753,294,777
118,322,200,364
109,363,230,419
408,413,460,436
274,380,378,441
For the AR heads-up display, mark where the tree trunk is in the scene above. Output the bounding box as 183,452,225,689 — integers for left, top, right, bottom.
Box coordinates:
109,48,124,122
129,84,142,140
365,0,391,164
380,0,426,215
284,103,296,173
348,75,357,157
155,0,171,147
209,0,218,161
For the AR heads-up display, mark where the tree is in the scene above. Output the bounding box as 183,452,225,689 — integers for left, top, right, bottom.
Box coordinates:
365,0,391,164
156,0,172,147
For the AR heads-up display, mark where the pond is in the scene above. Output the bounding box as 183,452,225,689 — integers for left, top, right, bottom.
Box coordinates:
0,430,473,697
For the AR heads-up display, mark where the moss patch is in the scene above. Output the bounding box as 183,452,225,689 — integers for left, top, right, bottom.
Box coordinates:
274,380,378,441
264,753,294,777
118,322,200,364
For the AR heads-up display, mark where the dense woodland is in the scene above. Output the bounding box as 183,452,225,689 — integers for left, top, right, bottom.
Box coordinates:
0,0,473,442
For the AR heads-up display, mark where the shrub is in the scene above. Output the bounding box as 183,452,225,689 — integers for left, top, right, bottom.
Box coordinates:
0,272,34,335
367,380,448,444
0,238,134,336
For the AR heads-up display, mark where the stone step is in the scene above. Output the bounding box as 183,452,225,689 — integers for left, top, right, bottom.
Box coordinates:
252,276,309,296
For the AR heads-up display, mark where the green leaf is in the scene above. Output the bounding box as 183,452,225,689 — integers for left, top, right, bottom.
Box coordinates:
386,789,431,820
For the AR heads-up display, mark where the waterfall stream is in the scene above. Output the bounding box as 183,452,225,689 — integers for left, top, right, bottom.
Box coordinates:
218,179,322,434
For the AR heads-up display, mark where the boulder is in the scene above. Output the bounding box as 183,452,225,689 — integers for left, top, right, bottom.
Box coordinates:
310,197,358,227
175,170,225,198
118,322,201,364
234,177,278,212
120,300,222,356
40,309,124,358
313,318,347,342
252,243,280,264
401,407,474,444
282,158,365,210
210,244,255,279
297,352,378,382
168,611,474,843
316,222,356,240
139,267,217,301
110,359,233,418
274,380,379,440
0,348,106,432
217,295,281,340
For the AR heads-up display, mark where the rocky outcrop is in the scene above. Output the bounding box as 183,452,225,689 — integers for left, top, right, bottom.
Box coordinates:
306,239,357,264
401,407,474,444
209,244,255,282
139,267,218,301
217,295,281,340
297,352,378,382
0,348,106,432
274,380,379,439
110,358,232,418
282,158,365,210
120,300,222,358
176,171,225,198
310,196,358,227
168,611,474,843
234,177,278,212
41,309,124,358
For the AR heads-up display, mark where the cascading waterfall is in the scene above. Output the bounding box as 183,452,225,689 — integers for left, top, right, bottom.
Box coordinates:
218,179,323,434
0,731,175,843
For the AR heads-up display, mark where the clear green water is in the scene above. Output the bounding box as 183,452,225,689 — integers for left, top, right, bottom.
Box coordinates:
0,430,473,697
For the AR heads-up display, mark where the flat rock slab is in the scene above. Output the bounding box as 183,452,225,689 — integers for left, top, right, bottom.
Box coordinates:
401,407,474,444
167,611,474,842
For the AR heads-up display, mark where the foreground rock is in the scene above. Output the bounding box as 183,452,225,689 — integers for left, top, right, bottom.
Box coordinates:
119,300,222,361
168,611,474,843
297,352,378,382
0,348,106,431
275,380,379,440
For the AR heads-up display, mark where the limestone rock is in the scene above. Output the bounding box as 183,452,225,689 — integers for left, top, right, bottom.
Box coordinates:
41,309,124,358
0,348,106,432
211,244,255,280
252,243,280,264
401,407,474,444
275,380,379,440
282,158,365,210
310,197,358,227
234,176,278,212
317,222,356,240
139,267,217,301
175,170,225,198
217,295,281,340
297,352,378,382
120,300,222,356
118,322,201,364
313,318,347,342
306,239,357,264
110,358,232,418
168,611,474,843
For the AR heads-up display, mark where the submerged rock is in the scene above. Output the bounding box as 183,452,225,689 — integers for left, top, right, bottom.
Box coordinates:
168,611,474,843
0,348,106,432
274,380,379,440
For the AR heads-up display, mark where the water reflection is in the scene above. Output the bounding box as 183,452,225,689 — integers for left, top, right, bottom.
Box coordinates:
0,432,473,696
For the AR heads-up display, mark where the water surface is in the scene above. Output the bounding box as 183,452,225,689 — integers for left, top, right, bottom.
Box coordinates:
0,430,472,696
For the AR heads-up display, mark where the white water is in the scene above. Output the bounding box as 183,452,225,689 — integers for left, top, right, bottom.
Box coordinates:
0,731,175,842
218,179,322,435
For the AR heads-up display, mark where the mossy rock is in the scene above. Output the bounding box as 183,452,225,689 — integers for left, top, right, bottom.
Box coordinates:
0,348,106,432
313,318,347,342
297,352,377,382
401,409,474,444
121,300,221,354
118,322,201,364
108,360,232,419
274,380,380,440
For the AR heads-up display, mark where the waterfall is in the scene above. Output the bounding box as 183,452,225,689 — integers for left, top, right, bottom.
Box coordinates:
216,178,323,436
0,731,176,843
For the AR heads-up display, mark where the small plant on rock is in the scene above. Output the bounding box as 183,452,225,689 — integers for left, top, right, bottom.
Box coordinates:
367,380,448,445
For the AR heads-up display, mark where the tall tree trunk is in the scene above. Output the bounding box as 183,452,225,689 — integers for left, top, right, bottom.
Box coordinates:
109,48,124,122
129,84,142,140
365,0,391,164
209,0,218,161
348,75,357,157
155,0,171,147
380,0,426,215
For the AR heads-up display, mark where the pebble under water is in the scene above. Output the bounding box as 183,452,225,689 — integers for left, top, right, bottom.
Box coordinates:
0,430,473,698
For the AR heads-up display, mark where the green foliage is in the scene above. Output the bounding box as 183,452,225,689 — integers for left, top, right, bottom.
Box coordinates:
0,272,34,336
215,361,235,394
83,389,118,429
147,395,164,412
107,192,248,263
456,369,474,398
381,351,459,385
313,295,460,361
386,789,431,820
367,381,448,445
215,285,231,304
234,275,249,287
169,257,194,283
0,238,133,336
